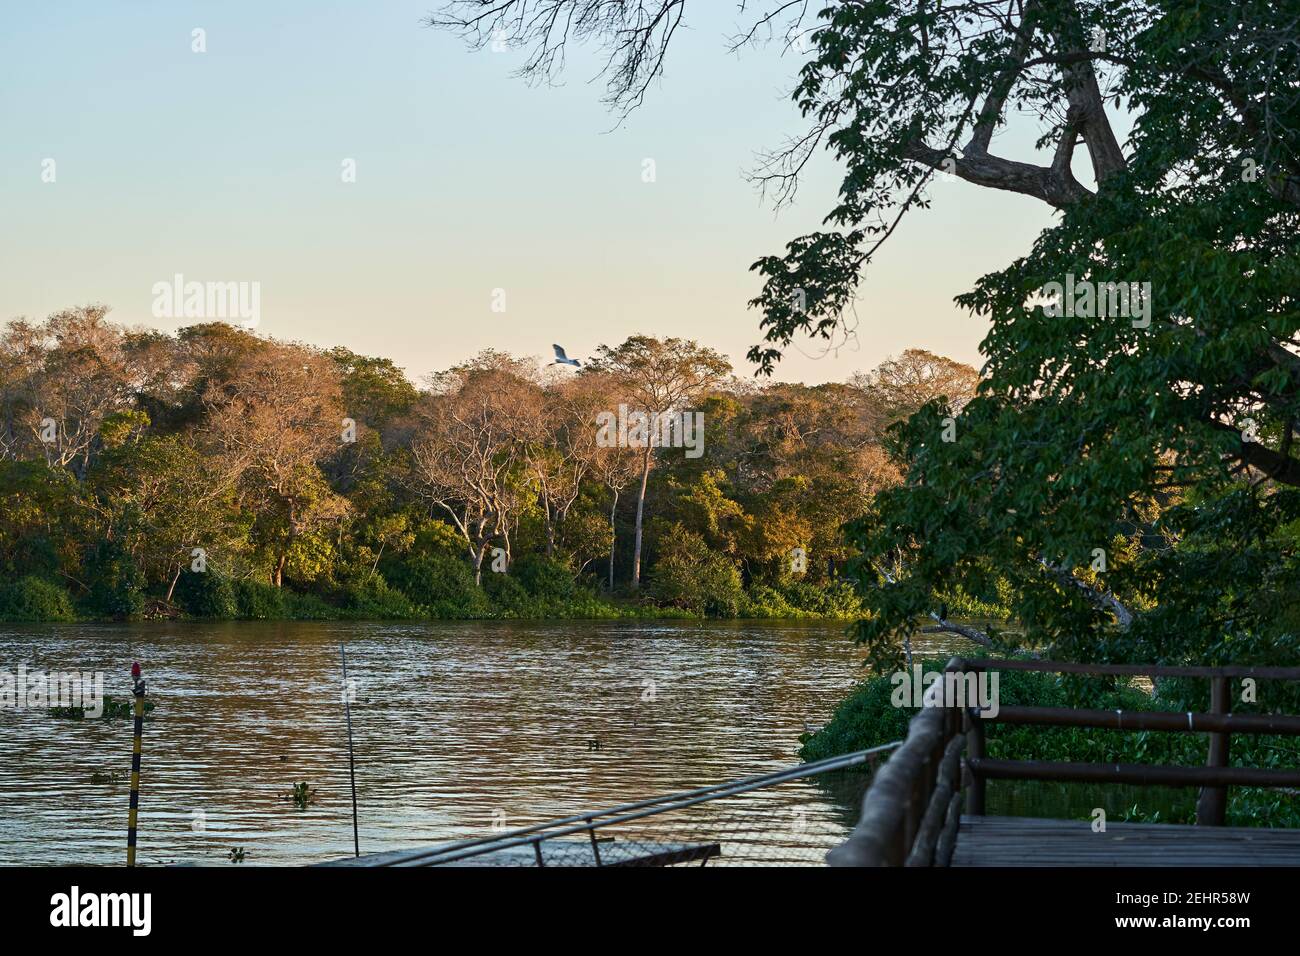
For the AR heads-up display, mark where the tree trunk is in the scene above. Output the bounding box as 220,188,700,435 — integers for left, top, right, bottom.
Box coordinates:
607,487,619,590
472,543,486,586
166,564,182,602
631,449,652,589
276,497,295,588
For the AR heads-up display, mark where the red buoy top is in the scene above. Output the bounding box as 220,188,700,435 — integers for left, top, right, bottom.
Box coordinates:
131,661,141,679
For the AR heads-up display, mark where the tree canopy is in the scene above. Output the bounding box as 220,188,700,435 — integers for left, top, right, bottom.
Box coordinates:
0,308,973,621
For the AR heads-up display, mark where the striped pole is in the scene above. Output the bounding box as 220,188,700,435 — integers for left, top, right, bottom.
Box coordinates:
340,644,360,858
126,661,146,867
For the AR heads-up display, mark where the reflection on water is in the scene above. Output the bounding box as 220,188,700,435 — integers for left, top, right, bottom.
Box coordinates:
0,619,967,866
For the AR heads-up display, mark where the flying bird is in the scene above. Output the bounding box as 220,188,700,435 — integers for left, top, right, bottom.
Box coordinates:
552,344,581,367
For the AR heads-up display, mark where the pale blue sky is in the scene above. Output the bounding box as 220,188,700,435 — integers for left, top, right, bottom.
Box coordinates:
1,1,1068,383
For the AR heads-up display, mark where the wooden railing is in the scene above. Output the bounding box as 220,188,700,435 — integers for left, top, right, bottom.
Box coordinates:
827,656,967,866
828,656,1300,866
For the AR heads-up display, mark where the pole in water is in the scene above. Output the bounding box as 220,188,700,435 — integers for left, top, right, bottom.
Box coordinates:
340,644,360,858
126,661,146,867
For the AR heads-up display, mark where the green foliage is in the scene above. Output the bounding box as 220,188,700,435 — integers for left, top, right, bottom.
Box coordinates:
339,573,420,619
648,524,745,617
232,578,288,620
281,590,339,620
84,541,146,619
328,347,420,426
801,660,1151,762
283,532,338,586
387,553,492,617
715,0,1300,672
482,568,532,615
0,576,76,622
742,584,804,618
936,579,1014,622
780,580,864,618
513,555,576,602
174,570,237,618
0,461,75,579
410,520,469,559
740,581,864,619
97,409,151,448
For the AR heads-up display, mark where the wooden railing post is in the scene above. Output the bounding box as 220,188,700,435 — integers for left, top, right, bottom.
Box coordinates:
965,706,986,816
1196,676,1231,826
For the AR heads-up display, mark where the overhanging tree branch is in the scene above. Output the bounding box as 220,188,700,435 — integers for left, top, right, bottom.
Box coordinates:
1039,558,1134,630
902,138,1090,208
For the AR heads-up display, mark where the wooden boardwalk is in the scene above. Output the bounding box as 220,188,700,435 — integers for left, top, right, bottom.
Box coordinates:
950,815,1300,867
827,658,1300,867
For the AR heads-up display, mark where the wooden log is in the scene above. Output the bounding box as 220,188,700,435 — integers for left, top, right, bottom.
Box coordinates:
935,789,963,867
905,734,965,867
828,657,968,867
903,763,922,853
827,704,950,866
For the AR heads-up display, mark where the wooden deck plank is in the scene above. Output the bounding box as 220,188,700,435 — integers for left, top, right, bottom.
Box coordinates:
950,816,1300,867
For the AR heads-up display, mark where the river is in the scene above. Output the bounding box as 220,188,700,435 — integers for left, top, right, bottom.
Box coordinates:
0,619,971,866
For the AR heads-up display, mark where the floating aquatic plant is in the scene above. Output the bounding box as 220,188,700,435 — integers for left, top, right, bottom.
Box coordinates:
50,696,155,720
286,781,316,810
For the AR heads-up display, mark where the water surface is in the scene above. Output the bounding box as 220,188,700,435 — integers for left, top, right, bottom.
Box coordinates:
0,619,966,866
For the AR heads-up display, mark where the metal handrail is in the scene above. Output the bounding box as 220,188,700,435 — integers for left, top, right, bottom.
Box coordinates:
376,741,903,867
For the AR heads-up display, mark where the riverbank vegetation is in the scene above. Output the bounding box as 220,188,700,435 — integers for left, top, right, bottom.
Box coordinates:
0,309,979,623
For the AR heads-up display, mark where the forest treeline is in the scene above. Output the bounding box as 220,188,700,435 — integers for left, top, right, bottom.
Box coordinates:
0,305,980,622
